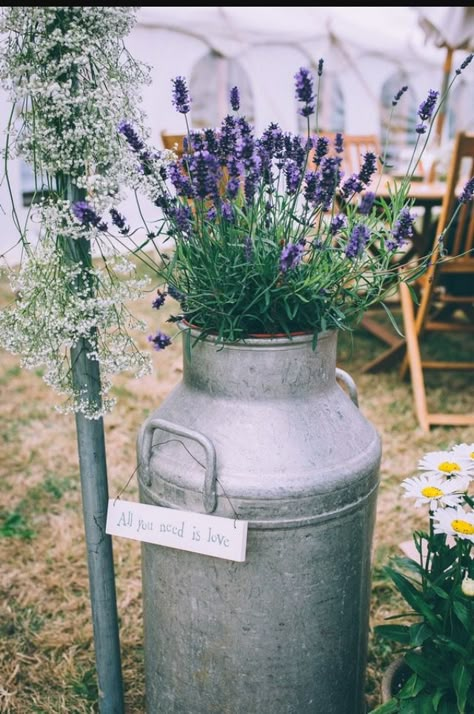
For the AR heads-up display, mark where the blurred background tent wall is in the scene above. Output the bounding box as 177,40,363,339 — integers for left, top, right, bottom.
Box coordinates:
1,6,473,264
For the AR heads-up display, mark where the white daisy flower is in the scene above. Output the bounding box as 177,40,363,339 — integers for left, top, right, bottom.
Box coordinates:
401,473,469,509
451,443,474,464
432,507,474,542
418,450,474,478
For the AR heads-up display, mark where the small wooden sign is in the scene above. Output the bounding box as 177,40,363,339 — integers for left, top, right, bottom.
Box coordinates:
106,499,248,562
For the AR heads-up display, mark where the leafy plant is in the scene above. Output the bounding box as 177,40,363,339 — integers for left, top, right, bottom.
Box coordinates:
372,444,474,713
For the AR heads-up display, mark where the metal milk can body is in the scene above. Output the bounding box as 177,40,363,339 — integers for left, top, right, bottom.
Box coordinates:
137,329,381,714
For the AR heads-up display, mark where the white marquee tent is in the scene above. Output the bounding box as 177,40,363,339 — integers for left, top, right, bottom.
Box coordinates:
1,6,473,263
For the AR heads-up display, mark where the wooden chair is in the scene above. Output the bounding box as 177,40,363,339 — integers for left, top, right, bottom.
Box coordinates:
399,131,474,430
161,132,185,157
342,134,381,177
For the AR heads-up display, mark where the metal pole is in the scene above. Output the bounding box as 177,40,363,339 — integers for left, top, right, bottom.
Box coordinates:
66,227,125,713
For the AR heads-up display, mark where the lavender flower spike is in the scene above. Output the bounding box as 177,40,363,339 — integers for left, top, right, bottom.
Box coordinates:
459,176,474,204
359,192,376,216
345,224,370,259
148,331,172,351
72,201,107,231
294,67,315,118
392,85,408,107
118,121,145,154
418,89,439,122
230,86,240,112
171,76,191,114
152,290,167,310
280,242,304,273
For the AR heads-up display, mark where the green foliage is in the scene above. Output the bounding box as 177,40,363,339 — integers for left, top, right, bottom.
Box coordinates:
371,446,474,713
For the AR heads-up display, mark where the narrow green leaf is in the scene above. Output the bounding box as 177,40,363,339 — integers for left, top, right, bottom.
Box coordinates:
453,600,471,630
375,624,411,644
452,661,471,714
369,698,399,713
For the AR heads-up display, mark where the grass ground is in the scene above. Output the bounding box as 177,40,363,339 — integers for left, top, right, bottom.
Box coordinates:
0,279,473,713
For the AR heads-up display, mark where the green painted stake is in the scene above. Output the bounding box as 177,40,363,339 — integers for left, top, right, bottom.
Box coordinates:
67,230,125,713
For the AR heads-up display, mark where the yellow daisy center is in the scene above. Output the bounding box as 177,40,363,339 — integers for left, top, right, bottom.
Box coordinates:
470,451,474,459
451,519,474,536
438,461,460,473
421,486,444,498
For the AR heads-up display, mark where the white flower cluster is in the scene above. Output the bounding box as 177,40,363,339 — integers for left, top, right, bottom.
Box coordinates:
0,6,147,179
0,237,151,418
402,445,474,541
0,7,161,416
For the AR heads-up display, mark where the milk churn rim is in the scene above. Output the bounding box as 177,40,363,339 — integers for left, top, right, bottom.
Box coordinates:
178,320,336,348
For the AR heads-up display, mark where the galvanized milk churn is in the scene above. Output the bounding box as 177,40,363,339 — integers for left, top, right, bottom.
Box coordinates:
137,327,381,714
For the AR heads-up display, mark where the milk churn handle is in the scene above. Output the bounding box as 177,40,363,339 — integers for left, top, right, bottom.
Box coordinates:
141,418,217,513
335,368,359,408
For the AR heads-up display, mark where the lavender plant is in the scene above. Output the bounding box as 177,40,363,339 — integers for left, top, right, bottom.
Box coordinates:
119,58,473,347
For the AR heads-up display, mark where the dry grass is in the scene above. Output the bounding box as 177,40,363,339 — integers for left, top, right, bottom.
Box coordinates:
0,278,473,713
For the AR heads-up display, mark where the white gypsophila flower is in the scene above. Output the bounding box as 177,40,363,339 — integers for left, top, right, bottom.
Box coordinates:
0,238,152,418
0,7,170,416
0,7,149,181
418,450,474,478
432,506,474,543
451,443,474,463
401,473,470,510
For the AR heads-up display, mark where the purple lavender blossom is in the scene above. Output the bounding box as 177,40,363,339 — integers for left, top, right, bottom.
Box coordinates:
244,235,253,262
222,201,234,221
456,53,473,75
219,115,238,159
359,152,377,186
261,123,284,157
244,160,261,204
230,86,240,112
167,284,186,303
174,204,193,233
386,207,415,251
227,177,241,200
418,89,439,123
171,76,191,114
392,85,408,106
109,208,129,234
304,171,318,202
72,201,107,231
280,242,304,273
459,176,474,204
283,134,306,168
315,156,342,209
168,163,194,199
330,214,347,235
345,224,371,259
358,192,376,216
285,160,301,195
204,128,219,154
313,136,330,165
118,121,145,154
152,290,167,310
317,58,324,77
334,133,344,154
206,207,217,221
294,67,315,118
340,173,363,199
148,331,172,351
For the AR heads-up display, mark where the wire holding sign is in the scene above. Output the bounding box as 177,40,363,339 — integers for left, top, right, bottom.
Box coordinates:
105,499,248,563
